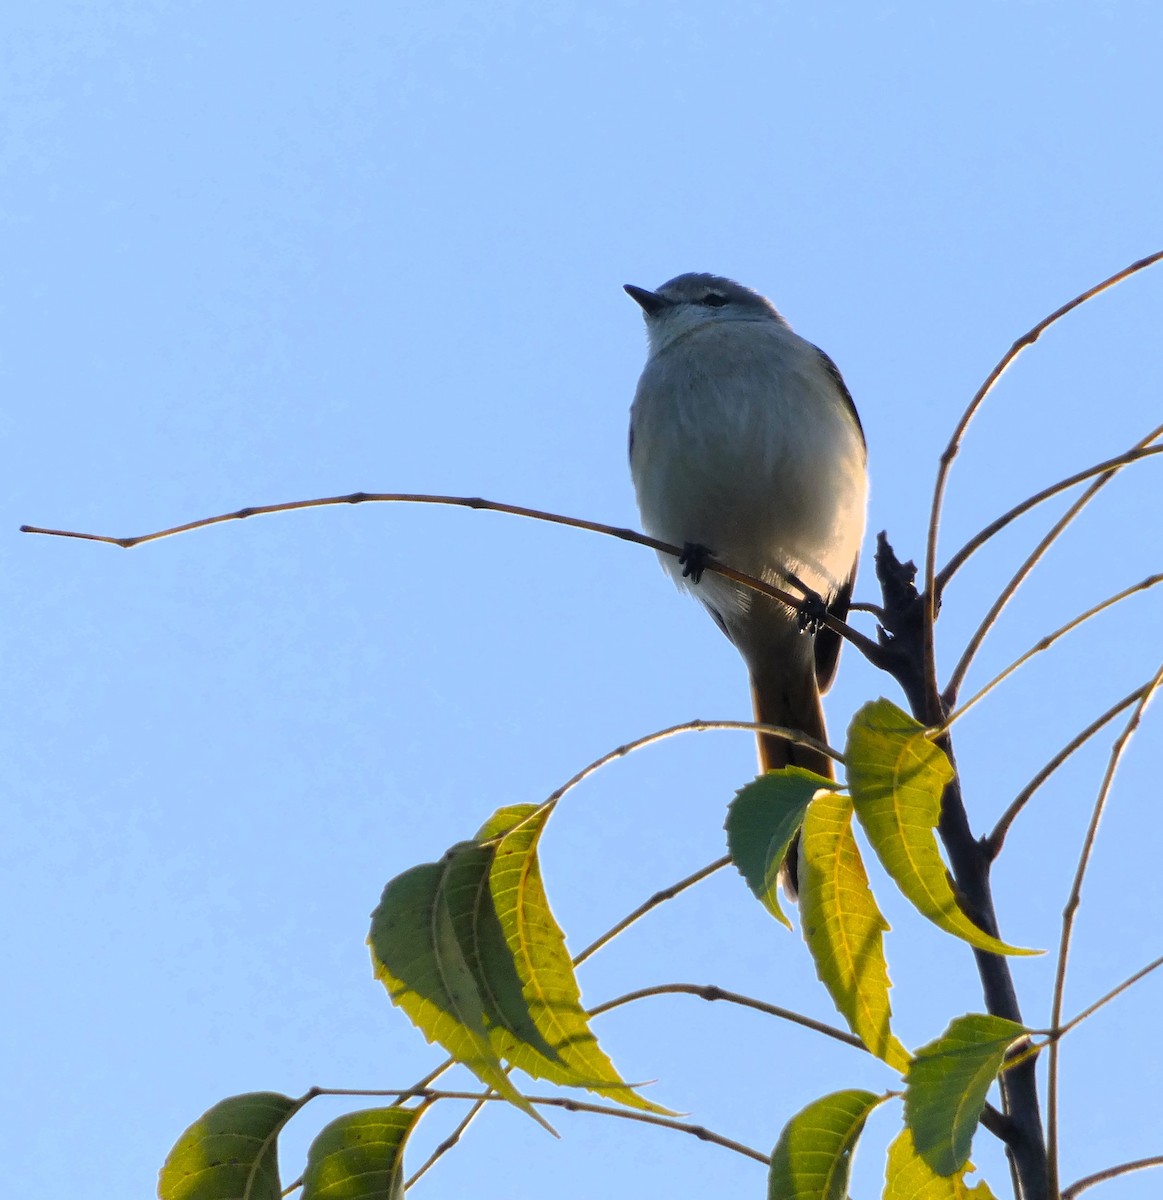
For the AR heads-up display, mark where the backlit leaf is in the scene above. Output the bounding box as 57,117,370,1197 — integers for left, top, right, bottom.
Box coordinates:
726,768,834,927
884,1126,999,1199
768,1088,885,1200
487,803,672,1114
846,700,1038,957
301,1107,422,1200
368,855,553,1132
799,788,910,1071
158,1091,298,1200
905,1014,1028,1176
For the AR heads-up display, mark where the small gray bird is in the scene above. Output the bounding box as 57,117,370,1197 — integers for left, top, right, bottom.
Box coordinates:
626,273,868,885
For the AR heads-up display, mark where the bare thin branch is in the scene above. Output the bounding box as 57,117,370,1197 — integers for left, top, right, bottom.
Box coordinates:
573,858,731,967
987,683,1150,859
922,249,1163,706
1046,660,1163,1198
586,982,865,1052
20,490,889,668
1058,951,1163,1039
945,453,1161,706
937,440,1163,594
942,574,1163,730
309,1085,771,1165
542,719,842,814
1062,1155,1163,1199
406,1096,490,1188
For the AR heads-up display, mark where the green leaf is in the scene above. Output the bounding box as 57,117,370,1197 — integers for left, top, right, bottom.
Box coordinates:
158,1091,299,1200
301,1107,422,1200
905,1014,1028,1176
726,768,834,928
884,1126,999,1199
486,803,673,1114
799,788,910,1071
768,1088,885,1200
367,854,554,1133
440,834,566,1076
846,700,1039,957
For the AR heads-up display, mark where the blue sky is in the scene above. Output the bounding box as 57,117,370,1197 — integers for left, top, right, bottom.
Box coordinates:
6,3,1163,1197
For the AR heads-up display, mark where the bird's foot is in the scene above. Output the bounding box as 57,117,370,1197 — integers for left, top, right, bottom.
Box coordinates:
679,542,714,584
796,590,829,634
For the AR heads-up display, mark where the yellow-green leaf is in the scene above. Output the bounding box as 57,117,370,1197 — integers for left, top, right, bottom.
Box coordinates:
846,700,1038,957
487,803,673,1114
768,1088,885,1200
367,855,554,1133
799,788,910,1071
726,768,834,928
301,1107,422,1200
884,1126,999,1199
440,836,566,1076
905,1014,1028,1176
158,1091,299,1200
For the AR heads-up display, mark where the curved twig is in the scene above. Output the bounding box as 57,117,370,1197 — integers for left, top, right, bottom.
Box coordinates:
986,683,1151,859
922,249,1163,706
944,454,1163,706
1046,660,1163,1198
309,1085,772,1166
1058,951,1163,1039
942,574,1163,730
936,440,1163,594
586,982,864,1051
20,491,889,669
573,857,731,967
1062,1155,1163,1199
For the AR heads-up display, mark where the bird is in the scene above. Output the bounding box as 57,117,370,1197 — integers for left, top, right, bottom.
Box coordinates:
625,273,868,891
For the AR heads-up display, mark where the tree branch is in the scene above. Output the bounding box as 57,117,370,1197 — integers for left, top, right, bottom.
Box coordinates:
921,249,1163,711
1046,661,1163,1199
21,490,892,670
986,683,1150,860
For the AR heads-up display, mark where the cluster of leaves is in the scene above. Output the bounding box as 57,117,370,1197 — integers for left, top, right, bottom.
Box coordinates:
158,699,1040,1199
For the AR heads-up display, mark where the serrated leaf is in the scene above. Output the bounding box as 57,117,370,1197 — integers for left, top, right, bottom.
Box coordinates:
440,836,567,1078
487,803,674,1115
158,1091,298,1200
726,768,834,928
367,856,554,1133
301,1107,422,1200
905,1014,1028,1176
799,788,910,1071
884,1126,999,1199
846,700,1039,957
768,1088,885,1200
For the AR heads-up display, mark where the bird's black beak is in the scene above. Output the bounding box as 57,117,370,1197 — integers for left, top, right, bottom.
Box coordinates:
624,284,673,316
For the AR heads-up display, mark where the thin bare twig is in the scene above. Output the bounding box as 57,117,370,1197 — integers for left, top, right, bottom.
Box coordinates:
586,982,865,1051
406,1096,490,1188
573,858,731,967
1046,660,1163,1199
20,491,889,669
1062,1155,1163,1199
541,720,842,814
922,249,1163,707
309,1085,772,1165
942,574,1163,730
936,440,1163,594
987,683,1151,859
1058,951,1163,1039
944,451,1162,706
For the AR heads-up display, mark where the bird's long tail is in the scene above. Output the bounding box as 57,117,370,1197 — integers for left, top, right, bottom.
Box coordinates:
750,660,833,897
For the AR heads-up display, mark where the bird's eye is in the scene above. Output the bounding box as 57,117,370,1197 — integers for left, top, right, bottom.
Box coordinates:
702,293,728,308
